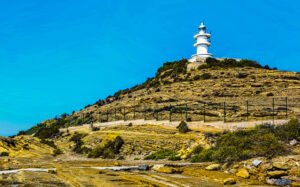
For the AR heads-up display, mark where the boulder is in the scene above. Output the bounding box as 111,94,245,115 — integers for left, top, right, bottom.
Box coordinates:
272,162,290,170
252,159,262,167
223,178,236,185
267,170,288,178
236,168,250,179
266,178,291,186
290,139,298,146
205,164,221,171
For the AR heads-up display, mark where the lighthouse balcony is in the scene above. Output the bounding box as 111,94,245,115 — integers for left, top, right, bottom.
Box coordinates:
194,41,211,47
194,33,211,38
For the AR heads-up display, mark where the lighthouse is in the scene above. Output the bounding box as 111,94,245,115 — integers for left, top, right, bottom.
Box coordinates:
190,22,213,62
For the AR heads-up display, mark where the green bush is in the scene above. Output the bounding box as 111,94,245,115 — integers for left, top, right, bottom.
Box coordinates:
191,145,203,155
52,148,63,156
191,149,215,162
168,155,182,161
200,73,212,80
177,121,190,133
191,123,288,163
69,133,89,154
88,136,124,158
144,149,177,160
0,152,9,157
40,139,57,149
275,119,300,141
198,58,264,69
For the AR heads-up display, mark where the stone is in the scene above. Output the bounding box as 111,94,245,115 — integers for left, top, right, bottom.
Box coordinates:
48,169,57,174
252,159,262,167
232,164,239,169
137,165,150,171
290,139,298,146
291,182,300,187
236,168,250,179
205,164,221,171
223,178,236,185
267,178,291,186
113,162,121,166
272,162,290,170
153,166,175,174
267,170,288,178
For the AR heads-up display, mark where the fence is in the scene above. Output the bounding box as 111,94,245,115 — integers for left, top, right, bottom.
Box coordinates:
78,97,300,125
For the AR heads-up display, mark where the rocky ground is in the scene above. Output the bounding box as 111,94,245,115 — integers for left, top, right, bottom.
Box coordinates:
1,123,300,186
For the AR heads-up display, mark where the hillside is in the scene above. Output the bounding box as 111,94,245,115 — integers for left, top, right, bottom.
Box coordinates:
24,58,300,135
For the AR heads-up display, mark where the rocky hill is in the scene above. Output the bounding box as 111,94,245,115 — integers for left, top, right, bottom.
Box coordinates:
23,58,300,135
1,58,300,186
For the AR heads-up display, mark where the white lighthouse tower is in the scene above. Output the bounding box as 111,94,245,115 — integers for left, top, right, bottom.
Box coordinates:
190,22,213,62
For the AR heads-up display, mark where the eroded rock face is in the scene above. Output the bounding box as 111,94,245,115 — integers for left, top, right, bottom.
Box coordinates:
272,162,290,170
236,168,250,179
205,164,221,171
267,170,288,178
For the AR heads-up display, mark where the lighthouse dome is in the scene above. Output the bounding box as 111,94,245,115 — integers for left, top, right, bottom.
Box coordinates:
199,22,206,29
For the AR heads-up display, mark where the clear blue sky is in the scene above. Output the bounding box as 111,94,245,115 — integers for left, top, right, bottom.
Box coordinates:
0,0,299,136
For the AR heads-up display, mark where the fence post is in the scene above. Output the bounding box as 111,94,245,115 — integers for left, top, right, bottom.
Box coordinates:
98,111,101,122
169,105,172,122
156,104,159,121
246,100,249,121
285,97,288,120
144,105,146,120
133,105,136,120
152,106,155,120
185,104,188,121
272,98,275,125
223,102,226,122
114,109,116,121
106,110,109,122
203,103,206,122
83,113,85,124
123,107,126,121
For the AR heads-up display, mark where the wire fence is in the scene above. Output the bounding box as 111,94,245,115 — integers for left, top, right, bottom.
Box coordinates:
78,97,300,125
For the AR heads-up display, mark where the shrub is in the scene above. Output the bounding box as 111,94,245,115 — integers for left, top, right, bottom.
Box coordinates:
193,75,201,81
88,136,124,158
91,126,100,131
200,73,212,80
145,149,177,160
275,119,300,141
237,73,248,78
191,123,288,163
168,155,182,161
200,58,264,69
0,152,9,157
191,145,203,155
191,149,215,162
177,121,190,133
69,133,89,154
40,139,57,149
52,148,63,156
